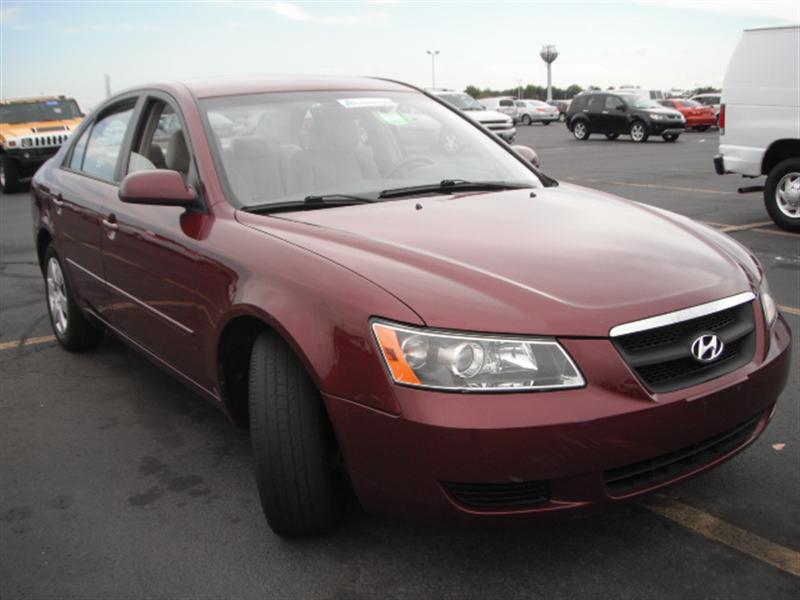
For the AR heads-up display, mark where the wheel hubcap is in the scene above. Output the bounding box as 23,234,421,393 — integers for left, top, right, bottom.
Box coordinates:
776,172,800,219
47,258,69,335
575,124,585,137
632,125,644,141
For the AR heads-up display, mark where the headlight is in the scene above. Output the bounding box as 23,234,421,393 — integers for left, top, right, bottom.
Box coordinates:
760,277,777,327
372,321,585,392
649,113,665,121
20,138,33,148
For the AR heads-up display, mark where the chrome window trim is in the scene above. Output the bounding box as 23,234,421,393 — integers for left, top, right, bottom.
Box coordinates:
609,291,756,338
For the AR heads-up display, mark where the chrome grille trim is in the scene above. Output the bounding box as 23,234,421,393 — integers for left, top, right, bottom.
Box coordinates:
609,291,756,338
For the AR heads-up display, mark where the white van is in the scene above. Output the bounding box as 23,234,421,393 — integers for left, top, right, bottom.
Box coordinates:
714,25,800,231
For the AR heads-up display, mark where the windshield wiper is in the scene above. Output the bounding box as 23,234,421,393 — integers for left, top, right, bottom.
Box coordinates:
378,179,533,199
241,193,378,214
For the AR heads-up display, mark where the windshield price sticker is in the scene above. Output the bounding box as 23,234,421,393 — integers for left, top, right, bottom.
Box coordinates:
376,112,408,126
337,97,395,109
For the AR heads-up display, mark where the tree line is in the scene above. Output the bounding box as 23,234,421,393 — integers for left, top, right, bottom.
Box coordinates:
463,84,721,100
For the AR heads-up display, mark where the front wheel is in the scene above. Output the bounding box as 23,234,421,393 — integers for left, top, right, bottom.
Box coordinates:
662,134,680,142
249,331,346,537
605,133,620,140
629,121,649,143
0,155,22,194
521,114,531,126
572,120,590,140
764,158,800,232
44,245,104,351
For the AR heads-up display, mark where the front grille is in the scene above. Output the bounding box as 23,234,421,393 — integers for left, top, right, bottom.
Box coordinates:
604,413,761,496
32,134,67,148
613,301,756,393
442,480,549,510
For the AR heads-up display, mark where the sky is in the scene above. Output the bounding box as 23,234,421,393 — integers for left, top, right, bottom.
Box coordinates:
1,0,798,109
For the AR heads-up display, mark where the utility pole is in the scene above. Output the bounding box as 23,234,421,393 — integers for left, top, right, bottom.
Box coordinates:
517,79,522,99
426,50,439,89
104,73,111,98
539,45,559,102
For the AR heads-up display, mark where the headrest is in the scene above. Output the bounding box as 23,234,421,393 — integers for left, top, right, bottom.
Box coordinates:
306,105,360,153
231,136,271,159
147,143,166,169
166,130,190,173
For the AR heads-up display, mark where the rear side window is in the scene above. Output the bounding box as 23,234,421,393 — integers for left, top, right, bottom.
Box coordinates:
605,96,624,110
68,127,90,170
81,105,135,181
571,96,587,110
587,95,605,112
499,99,514,107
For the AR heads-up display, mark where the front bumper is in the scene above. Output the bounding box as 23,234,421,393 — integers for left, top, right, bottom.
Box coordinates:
491,127,516,141
650,122,685,135
4,146,59,165
326,316,791,524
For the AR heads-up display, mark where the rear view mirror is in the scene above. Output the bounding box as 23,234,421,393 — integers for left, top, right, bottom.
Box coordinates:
511,145,540,168
119,170,197,207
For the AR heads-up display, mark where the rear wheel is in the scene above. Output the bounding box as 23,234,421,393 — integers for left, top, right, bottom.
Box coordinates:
521,114,531,126
44,245,104,351
764,158,800,232
605,133,620,140
629,121,649,143
662,134,680,142
249,331,346,537
572,120,590,140
0,155,21,194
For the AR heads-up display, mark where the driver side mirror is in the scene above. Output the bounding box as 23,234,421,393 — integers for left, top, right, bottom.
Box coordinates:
511,145,540,168
119,170,197,207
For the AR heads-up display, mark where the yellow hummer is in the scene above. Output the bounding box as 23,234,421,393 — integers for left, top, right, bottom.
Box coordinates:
0,95,84,193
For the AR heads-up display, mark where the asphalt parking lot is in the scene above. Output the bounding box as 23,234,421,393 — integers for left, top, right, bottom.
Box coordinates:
1,124,798,599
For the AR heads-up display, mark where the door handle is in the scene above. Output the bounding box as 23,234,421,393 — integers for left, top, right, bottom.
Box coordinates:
102,216,119,232
52,193,65,208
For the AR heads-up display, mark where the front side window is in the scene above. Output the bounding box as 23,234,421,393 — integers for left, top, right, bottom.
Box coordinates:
128,101,191,177
202,90,542,209
605,96,624,111
68,127,90,171
81,105,134,181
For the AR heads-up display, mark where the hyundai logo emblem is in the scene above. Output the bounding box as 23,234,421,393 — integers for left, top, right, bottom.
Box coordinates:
690,333,724,363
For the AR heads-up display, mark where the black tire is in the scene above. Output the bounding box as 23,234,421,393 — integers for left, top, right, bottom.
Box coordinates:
629,121,649,143
542,121,550,126
43,244,103,351
521,114,532,126
572,120,590,140
249,331,345,537
663,134,680,142
764,158,800,232
0,155,22,194
605,133,620,140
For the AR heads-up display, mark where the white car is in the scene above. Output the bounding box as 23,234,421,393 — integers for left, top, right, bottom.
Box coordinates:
514,100,559,125
713,25,800,232
477,96,518,119
430,90,516,143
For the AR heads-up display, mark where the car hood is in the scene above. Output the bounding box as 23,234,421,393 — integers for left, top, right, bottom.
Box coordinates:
237,184,757,337
465,109,512,124
0,119,82,139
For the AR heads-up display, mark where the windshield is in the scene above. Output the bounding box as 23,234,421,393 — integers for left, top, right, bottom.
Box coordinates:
436,93,483,111
201,90,542,209
0,99,81,124
682,99,701,107
620,95,663,110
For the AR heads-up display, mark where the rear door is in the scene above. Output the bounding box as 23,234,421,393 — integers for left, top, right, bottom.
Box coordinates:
50,98,138,311
100,93,212,390
587,94,607,132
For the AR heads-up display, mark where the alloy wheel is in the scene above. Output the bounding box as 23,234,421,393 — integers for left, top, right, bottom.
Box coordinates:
574,122,587,139
776,172,800,219
47,257,69,336
631,123,646,142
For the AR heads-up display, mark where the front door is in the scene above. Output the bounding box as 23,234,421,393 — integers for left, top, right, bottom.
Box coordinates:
603,95,628,134
100,96,212,391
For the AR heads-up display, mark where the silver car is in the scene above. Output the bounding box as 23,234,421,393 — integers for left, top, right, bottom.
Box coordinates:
514,100,560,125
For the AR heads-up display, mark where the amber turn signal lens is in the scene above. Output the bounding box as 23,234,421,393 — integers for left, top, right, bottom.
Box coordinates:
372,323,422,385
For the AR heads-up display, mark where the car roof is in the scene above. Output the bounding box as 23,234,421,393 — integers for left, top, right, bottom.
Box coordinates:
129,75,415,100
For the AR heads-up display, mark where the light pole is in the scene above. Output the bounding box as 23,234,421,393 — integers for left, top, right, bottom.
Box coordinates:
426,50,440,89
517,79,522,99
539,45,559,102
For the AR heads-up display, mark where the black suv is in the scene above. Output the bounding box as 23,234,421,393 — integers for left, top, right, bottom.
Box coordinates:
566,92,685,143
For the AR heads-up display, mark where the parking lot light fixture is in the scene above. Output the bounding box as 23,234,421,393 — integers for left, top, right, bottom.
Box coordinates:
426,49,440,89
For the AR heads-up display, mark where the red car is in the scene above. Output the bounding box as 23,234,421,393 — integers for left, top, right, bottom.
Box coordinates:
32,77,791,537
660,98,717,130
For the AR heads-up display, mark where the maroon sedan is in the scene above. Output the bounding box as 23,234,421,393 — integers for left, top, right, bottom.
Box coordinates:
32,77,791,536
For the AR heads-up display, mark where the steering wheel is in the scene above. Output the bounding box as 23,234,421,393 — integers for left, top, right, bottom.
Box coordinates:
386,156,436,178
